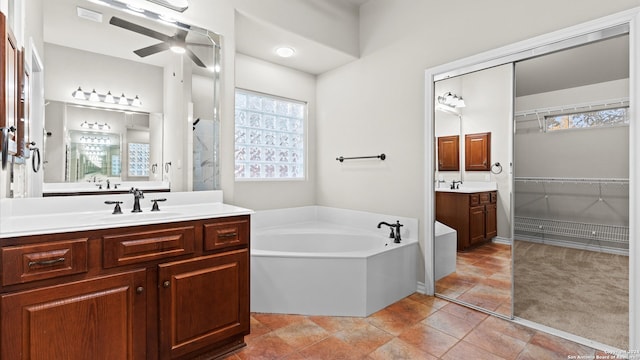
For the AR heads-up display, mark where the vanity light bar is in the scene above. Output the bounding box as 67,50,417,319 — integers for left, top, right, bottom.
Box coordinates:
72,86,142,107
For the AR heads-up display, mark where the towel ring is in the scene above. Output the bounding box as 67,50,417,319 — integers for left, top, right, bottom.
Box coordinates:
490,162,503,174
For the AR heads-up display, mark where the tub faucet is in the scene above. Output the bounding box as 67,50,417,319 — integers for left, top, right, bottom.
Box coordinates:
130,188,144,212
377,220,404,243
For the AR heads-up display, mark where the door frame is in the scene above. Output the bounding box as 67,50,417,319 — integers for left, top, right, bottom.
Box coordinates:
424,7,640,351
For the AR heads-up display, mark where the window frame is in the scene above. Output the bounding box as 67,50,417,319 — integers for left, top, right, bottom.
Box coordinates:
234,88,308,182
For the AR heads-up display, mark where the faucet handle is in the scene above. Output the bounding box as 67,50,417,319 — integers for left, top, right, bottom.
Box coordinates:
104,200,123,214
95,183,103,190
150,198,167,212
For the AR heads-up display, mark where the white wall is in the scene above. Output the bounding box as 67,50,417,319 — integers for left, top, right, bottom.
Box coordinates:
317,0,640,284
233,53,316,210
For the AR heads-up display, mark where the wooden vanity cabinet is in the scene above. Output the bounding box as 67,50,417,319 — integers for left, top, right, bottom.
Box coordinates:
436,191,497,251
0,215,251,360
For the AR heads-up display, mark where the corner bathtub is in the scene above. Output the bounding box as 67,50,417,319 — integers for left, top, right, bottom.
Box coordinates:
251,207,419,317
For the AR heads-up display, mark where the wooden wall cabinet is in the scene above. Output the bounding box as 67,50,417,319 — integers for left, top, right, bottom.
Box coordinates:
465,132,491,171
437,135,459,171
1,215,250,360
436,191,497,251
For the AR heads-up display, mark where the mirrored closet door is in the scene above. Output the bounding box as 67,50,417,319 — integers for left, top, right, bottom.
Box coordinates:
429,18,634,351
433,65,513,318
513,34,630,350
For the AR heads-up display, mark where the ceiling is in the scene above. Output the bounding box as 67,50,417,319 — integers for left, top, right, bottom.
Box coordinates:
515,35,629,97
44,0,216,70
44,1,629,95
234,0,367,75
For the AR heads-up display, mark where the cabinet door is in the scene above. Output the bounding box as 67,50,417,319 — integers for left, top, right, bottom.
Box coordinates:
485,203,498,239
437,135,459,171
465,132,491,171
158,249,249,360
1,270,147,360
469,205,486,245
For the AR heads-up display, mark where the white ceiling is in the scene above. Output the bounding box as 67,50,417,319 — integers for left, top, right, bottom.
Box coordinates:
44,0,215,70
515,35,629,96
234,11,359,75
42,0,629,95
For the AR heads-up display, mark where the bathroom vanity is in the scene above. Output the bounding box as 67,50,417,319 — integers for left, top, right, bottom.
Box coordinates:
435,189,497,251
0,191,251,360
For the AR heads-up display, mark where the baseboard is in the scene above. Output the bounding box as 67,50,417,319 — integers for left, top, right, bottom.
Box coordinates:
515,234,629,256
492,236,512,245
416,281,426,294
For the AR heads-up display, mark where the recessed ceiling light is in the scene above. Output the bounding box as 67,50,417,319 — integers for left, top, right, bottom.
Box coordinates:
275,47,295,58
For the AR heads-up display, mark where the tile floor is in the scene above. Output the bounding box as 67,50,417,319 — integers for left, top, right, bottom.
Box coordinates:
435,242,512,317
224,293,607,359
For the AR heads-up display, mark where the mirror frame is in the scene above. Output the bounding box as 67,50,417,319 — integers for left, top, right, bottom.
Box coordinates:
424,7,640,348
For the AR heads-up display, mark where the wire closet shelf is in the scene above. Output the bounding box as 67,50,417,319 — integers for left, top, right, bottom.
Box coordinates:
514,216,629,244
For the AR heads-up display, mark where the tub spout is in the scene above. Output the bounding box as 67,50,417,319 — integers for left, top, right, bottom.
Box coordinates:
377,221,403,243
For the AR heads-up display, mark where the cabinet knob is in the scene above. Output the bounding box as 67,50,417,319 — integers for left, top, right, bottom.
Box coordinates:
136,286,144,294
163,280,170,288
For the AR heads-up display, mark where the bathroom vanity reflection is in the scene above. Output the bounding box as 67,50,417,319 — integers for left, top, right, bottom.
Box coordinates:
26,0,222,196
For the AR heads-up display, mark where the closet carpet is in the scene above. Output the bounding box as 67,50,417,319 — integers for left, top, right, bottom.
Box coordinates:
513,240,628,350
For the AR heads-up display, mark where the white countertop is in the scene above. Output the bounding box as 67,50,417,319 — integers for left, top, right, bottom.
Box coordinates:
0,191,253,238
435,181,497,193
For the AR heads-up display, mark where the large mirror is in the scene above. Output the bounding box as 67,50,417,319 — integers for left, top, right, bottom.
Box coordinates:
429,23,632,350
513,35,629,349
433,65,513,318
34,0,221,194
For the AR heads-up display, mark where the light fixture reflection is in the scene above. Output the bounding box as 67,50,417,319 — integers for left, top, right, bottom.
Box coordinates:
437,91,466,109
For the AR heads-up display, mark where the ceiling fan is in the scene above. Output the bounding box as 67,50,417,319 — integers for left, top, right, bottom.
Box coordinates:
109,16,206,67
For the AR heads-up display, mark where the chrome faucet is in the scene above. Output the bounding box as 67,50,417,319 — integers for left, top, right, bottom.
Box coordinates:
130,188,144,212
377,220,404,243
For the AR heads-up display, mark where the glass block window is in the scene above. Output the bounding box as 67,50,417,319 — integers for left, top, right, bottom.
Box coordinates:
128,143,150,177
235,89,306,180
545,107,629,132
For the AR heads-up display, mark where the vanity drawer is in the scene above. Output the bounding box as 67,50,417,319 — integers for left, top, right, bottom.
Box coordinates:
204,217,249,251
103,226,196,268
490,191,498,203
479,192,491,204
469,194,480,206
1,238,88,286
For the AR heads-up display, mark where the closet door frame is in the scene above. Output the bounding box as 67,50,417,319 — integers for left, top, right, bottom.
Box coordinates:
424,7,640,351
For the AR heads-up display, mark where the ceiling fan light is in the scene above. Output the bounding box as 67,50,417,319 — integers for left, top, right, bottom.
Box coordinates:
126,4,145,13
170,45,186,54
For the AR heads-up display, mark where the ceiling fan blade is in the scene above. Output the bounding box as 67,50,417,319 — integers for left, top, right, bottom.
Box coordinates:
134,42,171,57
186,49,206,68
109,16,172,43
